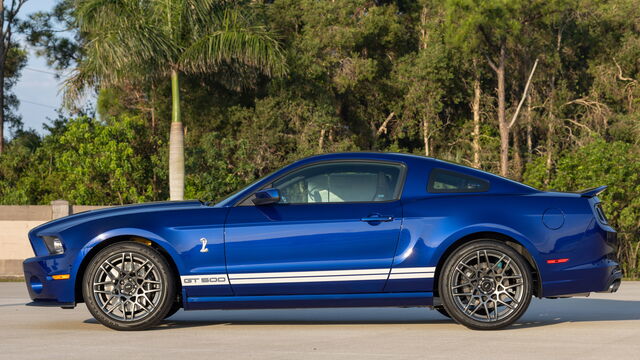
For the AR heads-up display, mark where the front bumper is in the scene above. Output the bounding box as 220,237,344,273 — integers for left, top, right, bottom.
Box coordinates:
23,256,77,308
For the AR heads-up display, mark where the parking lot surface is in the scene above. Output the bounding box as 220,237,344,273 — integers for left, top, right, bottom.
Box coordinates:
1,282,639,359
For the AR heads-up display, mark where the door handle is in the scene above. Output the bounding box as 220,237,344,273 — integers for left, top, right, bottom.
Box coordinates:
360,215,394,222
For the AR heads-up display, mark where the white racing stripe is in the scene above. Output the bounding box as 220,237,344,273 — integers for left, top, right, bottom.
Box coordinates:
390,267,436,274
182,266,436,286
231,274,390,285
389,266,435,280
388,273,434,280
229,268,390,279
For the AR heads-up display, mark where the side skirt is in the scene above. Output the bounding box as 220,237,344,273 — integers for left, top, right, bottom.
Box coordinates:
184,292,433,310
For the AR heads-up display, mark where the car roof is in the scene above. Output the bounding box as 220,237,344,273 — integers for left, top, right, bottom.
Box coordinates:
295,151,428,162
290,152,539,194
216,152,539,207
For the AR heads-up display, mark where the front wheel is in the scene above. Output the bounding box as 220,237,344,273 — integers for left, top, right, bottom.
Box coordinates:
439,240,533,330
83,241,176,330
164,301,182,319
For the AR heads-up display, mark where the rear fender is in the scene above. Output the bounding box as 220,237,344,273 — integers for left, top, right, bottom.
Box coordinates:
432,224,544,281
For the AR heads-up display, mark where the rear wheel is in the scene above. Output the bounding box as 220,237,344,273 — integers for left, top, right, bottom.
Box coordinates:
83,241,176,330
439,240,532,330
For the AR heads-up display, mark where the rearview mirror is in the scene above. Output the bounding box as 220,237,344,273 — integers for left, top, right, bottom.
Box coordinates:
252,188,281,206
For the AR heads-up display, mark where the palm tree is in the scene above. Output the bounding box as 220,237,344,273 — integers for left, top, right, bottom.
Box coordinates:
69,0,286,200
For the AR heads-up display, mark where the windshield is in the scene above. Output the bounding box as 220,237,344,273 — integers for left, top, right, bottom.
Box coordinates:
212,168,280,207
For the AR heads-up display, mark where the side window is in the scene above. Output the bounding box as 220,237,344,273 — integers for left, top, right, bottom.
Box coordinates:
428,168,489,193
270,162,405,204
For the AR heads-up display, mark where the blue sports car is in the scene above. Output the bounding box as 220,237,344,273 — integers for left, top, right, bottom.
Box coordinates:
23,152,621,330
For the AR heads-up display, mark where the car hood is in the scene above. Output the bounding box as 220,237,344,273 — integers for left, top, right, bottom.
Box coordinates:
30,200,204,236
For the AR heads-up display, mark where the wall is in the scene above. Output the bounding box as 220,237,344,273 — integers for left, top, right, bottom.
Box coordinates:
0,201,108,277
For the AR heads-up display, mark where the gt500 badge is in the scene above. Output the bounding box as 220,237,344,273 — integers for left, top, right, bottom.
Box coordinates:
181,274,228,286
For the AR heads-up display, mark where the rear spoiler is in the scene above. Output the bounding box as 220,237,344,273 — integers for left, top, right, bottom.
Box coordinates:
577,185,608,198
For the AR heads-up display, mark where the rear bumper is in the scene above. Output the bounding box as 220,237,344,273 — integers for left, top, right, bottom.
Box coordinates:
542,224,622,297
23,256,77,308
597,266,622,293
542,258,621,297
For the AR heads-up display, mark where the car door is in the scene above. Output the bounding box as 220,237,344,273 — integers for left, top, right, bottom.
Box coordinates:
224,160,406,295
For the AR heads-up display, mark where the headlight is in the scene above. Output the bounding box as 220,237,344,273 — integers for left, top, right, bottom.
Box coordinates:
42,236,65,254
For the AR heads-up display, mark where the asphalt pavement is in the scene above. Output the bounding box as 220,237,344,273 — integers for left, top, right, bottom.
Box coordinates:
1,281,639,359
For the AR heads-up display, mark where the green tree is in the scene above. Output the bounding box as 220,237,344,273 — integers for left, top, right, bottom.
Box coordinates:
1,0,29,153
393,1,452,157
21,0,80,71
444,0,567,177
70,0,286,200
269,0,410,150
0,116,159,205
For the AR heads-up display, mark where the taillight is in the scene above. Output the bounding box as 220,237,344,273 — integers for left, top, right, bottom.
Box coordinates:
594,203,608,224
547,258,570,264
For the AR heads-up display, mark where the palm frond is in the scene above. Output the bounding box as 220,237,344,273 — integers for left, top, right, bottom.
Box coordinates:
69,0,286,107
179,7,287,77
69,0,178,96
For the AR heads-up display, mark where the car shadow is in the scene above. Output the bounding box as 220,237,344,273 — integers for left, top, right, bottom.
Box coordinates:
509,297,640,329
0,302,27,307
81,297,640,330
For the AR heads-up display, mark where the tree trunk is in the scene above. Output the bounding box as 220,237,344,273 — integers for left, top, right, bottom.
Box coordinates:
526,94,532,161
420,5,431,158
542,26,563,187
545,119,554,187
472,69,481,168
318,128,325,151
0,1,5,154
512,128,522,181
0,58,4,155
422,115,430,157
150,83,156,135
496,46,508,177
169,69,184,200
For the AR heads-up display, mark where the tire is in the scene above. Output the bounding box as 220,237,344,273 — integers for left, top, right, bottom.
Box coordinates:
438,240,533,330
164,301,182,319
434,306,451,318
82,241,176,331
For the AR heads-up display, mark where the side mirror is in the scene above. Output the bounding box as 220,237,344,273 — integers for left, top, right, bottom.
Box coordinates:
252,188,281,206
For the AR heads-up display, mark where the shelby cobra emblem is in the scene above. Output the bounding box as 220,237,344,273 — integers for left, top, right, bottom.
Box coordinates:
199,237,209,253
23,152,622,331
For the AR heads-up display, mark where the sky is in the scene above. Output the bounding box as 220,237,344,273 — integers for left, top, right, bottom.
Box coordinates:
12,1,71,135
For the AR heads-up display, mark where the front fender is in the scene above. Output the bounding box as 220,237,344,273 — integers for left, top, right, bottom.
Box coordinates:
72,227,184,275
68,228,183,303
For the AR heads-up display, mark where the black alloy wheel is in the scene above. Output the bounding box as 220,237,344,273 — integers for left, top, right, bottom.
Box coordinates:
439,240,533,330
83,241,176,330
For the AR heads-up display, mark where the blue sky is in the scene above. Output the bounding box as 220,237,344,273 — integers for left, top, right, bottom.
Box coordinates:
12,1,72,135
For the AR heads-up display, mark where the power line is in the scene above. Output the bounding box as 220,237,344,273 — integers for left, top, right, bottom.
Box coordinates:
19,98,57,109
24,67,58,75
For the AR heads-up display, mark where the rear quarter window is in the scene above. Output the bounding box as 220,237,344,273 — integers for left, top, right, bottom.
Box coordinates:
428,168,490,193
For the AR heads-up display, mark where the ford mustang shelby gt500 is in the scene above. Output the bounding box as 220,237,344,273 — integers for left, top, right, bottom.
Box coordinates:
23,152,621,330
